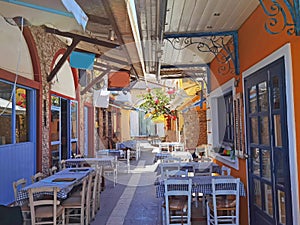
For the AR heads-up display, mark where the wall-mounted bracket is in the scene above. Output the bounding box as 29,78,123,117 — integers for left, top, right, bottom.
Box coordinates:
45,27,120,83
164,31,239,75
259,0,300,35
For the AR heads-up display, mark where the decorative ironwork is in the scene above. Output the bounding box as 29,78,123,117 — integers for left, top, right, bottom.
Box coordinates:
164,32,239,75
259,0,300,35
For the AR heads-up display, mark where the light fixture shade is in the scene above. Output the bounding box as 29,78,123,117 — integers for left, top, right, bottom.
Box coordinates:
108,71,130,90
70,51,95,69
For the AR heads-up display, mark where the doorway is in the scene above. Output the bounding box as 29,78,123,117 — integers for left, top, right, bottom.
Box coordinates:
244,57,292,225
50,96,78,166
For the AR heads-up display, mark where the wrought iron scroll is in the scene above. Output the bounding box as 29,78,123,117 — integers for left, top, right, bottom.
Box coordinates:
259,0,300,35
164,32,239,76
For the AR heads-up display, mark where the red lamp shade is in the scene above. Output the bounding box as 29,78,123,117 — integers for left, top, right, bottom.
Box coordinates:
108,71,130,90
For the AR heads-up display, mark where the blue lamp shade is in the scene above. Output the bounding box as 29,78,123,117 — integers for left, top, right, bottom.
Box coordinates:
70,51,95,69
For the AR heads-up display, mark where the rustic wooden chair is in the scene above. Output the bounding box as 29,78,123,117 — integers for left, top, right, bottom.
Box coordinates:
163,178,192,225
28,186,65,225
31,172,45,183
207,178,240,225
12,178,31,224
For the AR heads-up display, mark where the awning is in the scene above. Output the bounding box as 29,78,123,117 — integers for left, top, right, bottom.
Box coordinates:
0,0,84,32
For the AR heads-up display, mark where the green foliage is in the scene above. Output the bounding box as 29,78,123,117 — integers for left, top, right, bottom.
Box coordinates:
139,89,175,119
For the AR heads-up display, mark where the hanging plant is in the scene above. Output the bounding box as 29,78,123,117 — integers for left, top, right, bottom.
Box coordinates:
139,89,177,121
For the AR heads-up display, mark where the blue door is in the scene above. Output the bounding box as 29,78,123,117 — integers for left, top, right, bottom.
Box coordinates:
0,81,36,204
244,57,292,225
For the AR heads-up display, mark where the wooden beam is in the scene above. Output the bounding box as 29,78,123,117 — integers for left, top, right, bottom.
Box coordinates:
94,62,129,72
80,67,111,95
86,14,110,25
47,37,80,82
100,55,129,66
44,27,119,49
101,0,140,79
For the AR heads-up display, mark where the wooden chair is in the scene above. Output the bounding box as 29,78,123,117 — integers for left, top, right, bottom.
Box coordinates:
159,142,170,153
28,186,65,225
163,178,192,225
165,169,188,178
49,166,58,176
87,170,99,222
31,172,45,183
160,163,181,179
193,164,213,210
59,160,66,170
95,166,103,211
62,174,91,225
12,178,31,224
194,164,212,176
221,165,231,176
171,151,193,162
206,178,240,225
103,157,117,187
75,154,84,158
172,143,184,152
162,157,181,163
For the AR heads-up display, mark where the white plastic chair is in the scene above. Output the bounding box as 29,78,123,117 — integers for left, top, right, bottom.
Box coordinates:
163,178,192,225
206,178,240,225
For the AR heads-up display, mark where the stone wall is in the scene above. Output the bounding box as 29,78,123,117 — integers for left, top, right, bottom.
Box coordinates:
29,26,67,174
182,108,207,148
197,109,207,145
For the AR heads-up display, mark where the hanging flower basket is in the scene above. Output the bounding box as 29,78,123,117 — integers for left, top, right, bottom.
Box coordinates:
139,89,177,121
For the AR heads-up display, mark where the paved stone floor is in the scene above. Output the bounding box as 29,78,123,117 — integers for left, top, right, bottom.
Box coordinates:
91,147,206,225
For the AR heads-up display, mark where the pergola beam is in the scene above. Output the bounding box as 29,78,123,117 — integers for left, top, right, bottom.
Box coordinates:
80,67,111,95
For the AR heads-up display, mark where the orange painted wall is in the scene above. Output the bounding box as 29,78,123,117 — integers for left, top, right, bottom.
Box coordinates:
210,1,300,224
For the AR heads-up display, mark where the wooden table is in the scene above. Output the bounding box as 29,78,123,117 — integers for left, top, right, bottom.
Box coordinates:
16,167,93,205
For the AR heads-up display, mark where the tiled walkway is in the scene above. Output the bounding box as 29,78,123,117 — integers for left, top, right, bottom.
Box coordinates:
91,147,206,225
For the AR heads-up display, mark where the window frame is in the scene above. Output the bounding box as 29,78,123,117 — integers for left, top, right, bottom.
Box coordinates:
0,79,35,145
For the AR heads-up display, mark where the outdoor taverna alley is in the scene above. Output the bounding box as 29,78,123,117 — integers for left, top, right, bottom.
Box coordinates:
1,1,300,225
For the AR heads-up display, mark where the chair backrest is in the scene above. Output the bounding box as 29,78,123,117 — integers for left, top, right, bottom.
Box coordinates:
59,160,66,170
13,178,27,201
194,164,212,176
164,178,192,225
200,157,212,162
165,169,188,178
221,165,231,176
171,151,193,162
28,186,60,225
85,171,96,225
172,143,184,152
31,172,45,183
159,142,170,152
96,150,109,158
49,166,58,176
211,178,240,225
160,163,181,179
75,154,84,158
162,157,181,163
